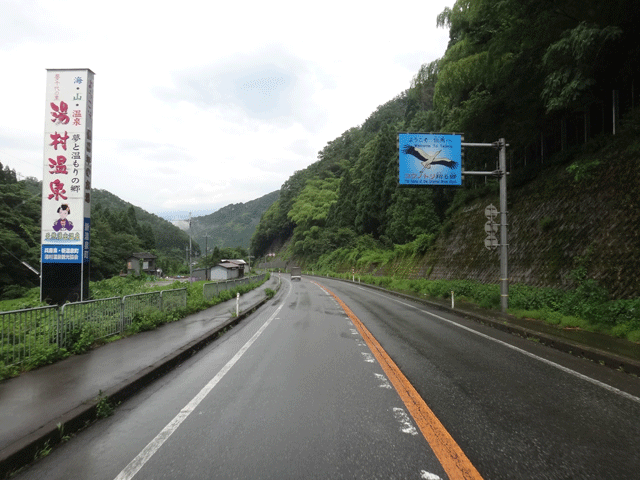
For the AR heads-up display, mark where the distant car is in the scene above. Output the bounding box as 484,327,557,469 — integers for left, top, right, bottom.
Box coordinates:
290,267,302,281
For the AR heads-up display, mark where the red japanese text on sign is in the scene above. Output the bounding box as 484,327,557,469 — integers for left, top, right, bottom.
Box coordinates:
50,131,69,150
50,101,70,124
48,156,68,174
48,178,67,201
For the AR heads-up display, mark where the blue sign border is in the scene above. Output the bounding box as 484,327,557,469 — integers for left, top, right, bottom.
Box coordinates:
399,133,462,186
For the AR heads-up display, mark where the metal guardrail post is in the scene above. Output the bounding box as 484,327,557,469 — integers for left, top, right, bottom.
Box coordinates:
57,305,63,348
120,296,126,334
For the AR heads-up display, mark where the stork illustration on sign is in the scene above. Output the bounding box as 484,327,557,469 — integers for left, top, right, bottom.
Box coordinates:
401,145,458,170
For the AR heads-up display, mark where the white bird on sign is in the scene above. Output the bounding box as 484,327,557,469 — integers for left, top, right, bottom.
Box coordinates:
402,146,458,170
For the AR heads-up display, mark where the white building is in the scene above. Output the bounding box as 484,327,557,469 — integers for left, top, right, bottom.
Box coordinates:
209,260,245,281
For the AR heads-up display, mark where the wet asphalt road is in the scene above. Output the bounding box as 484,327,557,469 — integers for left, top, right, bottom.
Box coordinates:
12,276,640,479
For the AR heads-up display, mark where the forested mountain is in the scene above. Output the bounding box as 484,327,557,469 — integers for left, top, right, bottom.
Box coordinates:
251,0,640,297
90,189,193,278
187,191,278,255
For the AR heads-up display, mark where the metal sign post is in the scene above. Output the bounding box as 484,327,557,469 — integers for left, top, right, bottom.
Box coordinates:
398,135,509,312
461,139,509,312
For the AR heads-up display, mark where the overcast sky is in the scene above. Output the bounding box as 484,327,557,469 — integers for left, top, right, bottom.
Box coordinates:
1,0,453,219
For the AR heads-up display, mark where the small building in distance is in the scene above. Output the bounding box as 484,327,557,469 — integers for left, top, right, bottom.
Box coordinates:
127,252,158,276
209,260,246,281
222,259,249,275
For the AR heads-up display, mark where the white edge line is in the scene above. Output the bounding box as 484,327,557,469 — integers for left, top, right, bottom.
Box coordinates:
113,293,288,480
359,287,640,405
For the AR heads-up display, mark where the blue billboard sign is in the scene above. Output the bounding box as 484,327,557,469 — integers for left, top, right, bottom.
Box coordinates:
399,133,462,186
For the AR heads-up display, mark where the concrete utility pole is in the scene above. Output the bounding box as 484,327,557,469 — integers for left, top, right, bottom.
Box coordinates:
188,212,193,282
204,233,209,280
498,139,508,312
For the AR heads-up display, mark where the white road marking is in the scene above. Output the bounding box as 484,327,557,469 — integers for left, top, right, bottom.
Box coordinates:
360,287,640,405
375,373,392,389
420,471,443,480
361,352,375,363
350,328,359,335
393,407,418,435
113,293,289,480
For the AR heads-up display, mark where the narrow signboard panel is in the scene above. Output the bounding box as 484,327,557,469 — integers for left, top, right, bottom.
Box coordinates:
398,133,462,186
41,69,94,304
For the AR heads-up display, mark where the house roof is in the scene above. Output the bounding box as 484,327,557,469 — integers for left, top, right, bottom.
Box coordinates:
130,252,157,260
221,259,247,265
215,261,241,270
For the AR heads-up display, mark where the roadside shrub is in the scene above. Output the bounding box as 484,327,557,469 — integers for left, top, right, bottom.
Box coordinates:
560,279,610,324
413,234,435,256
129,307,164,333
218,290,233,302
475,284,500,309
67,324,95,354
0,361,19,380
23,344,68,370
509,284,564,311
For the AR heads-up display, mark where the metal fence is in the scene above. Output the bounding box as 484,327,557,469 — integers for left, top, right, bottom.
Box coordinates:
1,288,187,368
203,274,267,301
0,305,60,369
61,296,123,347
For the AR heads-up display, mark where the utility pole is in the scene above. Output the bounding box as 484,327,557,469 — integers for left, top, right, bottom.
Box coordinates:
204,233,209,280
498,139,509,312
188,212,193,282
461,139,509,312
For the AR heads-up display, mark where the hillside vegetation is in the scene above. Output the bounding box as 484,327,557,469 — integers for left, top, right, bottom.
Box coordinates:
188,191,278,253
251,0,640,303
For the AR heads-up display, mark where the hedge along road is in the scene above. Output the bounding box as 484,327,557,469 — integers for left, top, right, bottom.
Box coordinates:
12,275,640,479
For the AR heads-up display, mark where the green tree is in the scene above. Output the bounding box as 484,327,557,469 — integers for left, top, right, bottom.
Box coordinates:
542,22,622,112
288,177,340,258
0,168,41,297
385,189,441,245
353,125,398,237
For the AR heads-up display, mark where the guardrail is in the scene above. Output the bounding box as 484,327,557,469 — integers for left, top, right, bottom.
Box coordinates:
0,305,60,369
1,288,187,368
202,274,267,301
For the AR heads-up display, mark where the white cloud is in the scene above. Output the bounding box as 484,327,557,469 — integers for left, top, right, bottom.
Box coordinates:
0,0,453,215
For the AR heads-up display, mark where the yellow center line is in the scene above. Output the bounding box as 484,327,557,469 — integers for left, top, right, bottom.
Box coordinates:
317,283,484,480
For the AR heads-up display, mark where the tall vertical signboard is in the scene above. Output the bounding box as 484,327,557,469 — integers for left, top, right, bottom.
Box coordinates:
41,69,94,304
